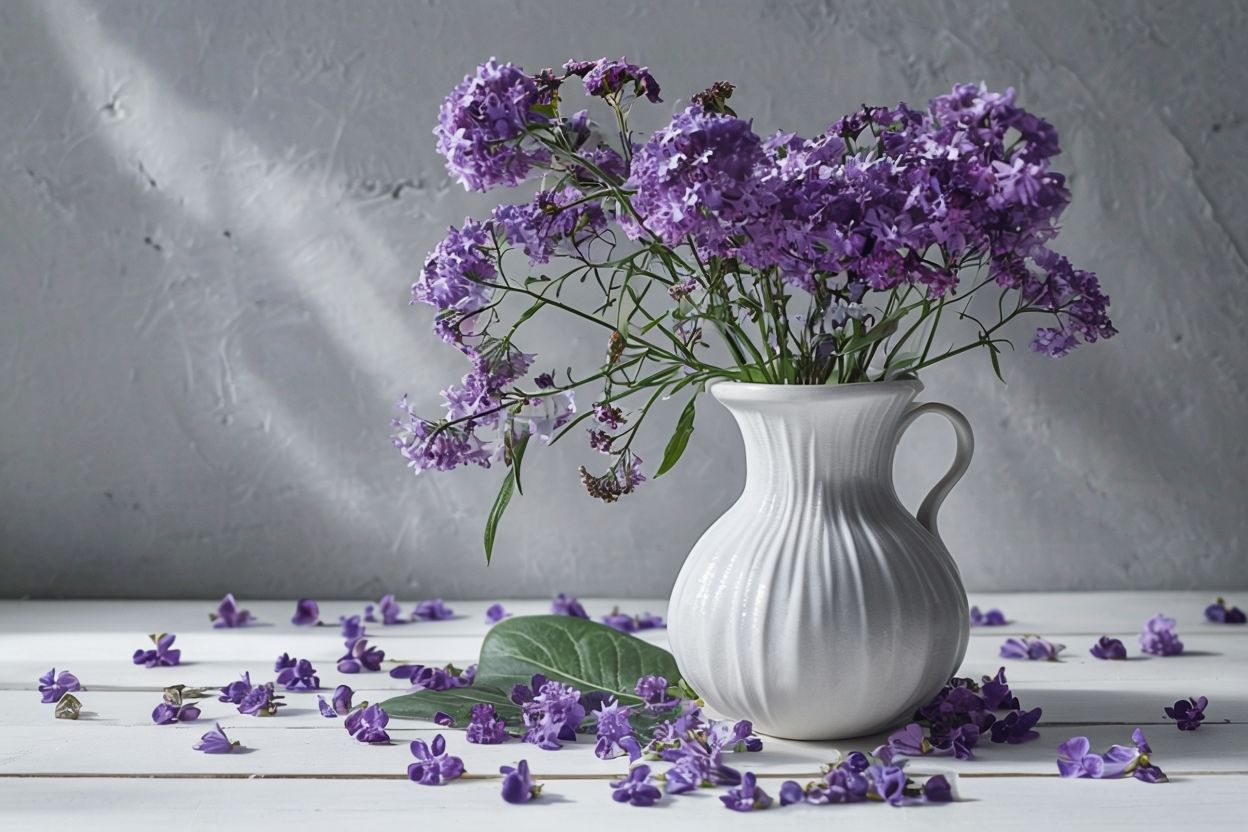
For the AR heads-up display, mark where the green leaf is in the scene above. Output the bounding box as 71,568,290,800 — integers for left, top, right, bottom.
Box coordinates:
381,615,683,725
654,397,696,478
483,470,516,564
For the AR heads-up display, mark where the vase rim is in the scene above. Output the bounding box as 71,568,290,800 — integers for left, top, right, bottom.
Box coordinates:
709,378,924,404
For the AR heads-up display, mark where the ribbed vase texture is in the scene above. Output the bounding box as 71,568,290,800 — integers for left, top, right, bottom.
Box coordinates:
667,381,970,740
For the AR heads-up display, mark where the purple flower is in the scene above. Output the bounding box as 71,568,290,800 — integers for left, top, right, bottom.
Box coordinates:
338,638,385,673
1000,636,1064,661
594,699,641,760
345,704,391,744
568,57,662,104
869,764,914,807
1164,696,1207,731
1090,636,1128,660
880,722,931,761
601,608,666,633
408,734,465,785
494,187,607,265
152,701,201,724
611,764,663,806
389,663,474,691
1206,597,1246,624
291,599,320,626
708,719,763,753
550,593,588,618
38,669,81,704
434,59,550,192
980,667,1020,710
633,675,679,710
466,703,509,744
276,658,320,691
413,598,455,621
132,633,181,668
218,672,252,705
500,759,541,803
989,707,1042,744
485,603,510,624
274,653,295,671
923,774,955,802
210,593,252,628
434,712,456,727
192,723,239,754
511,674,585,750
719,771,772,811
1058,729,1167,782
376,594,404,625
317,685,355,718
779,780,805,806
238,682,283,716
1139,614,1184,656
661,736,741,793
970,606,1008,626
339,615,365,642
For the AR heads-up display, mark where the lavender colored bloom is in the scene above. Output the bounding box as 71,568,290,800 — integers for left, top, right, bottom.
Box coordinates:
152,701,201,724
633,675,679,710
338,638,385,674
660,736,742,794
881,722,930,761
193,723,239,754
601,608,666,633
38,669,81,704
132,633,182,668
923,774,955,802
708,719,763,753
345,704,391,744
434,712,456,727
980,667,1020,710
511,674,586,750
1205,597,1247,624
1139,614,1184,656
1058,729,1167,783
1000,636,1064,661
500,759,541,803
413,598,455,621
218,672,252,705
989,707,1042,744
869,764,914,807
210,593,252,628
611,764,663,806
1164,696,1208,731
376,594,404,625
339,615,365,642
435,59,550,192
317,685,355,718
466,703,509,744
570,57,662,104
408,734,465,785
388,663,474,691
969,606,1008,626
238,682,283,716
485,603,510,624
550,593,588,618
275,658,320,691
1090,636,1128,660
494,187,607,265
720,771,771,811
779,780,805,806
594,699,641,760
291,599,320,626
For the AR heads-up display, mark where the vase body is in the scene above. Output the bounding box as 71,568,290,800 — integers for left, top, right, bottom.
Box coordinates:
667,380,971,740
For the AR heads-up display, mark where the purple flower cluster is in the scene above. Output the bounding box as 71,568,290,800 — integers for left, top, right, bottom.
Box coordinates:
494,187,607,265
550,593,589,618
566,57,661,104
593,699,641,760
413,598,455,621
1000,635,1064,661
467,703,509,744
886,668,1038,762
408,734,465,785
600,608,665,633
338,637,385,674
274,654,320,691
511,674,586,750
239,682,284,716
1205,597,1246,624
970,606,1008,626
1057,728,1167,783
780,751,953,807
1164,696,1208,731
389,663,476,691
133,633,181,668
1139,614,1184,656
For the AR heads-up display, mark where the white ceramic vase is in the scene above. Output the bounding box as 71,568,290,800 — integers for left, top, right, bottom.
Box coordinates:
667,380,974,740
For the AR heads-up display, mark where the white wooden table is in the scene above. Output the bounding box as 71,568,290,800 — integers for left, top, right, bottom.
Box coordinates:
1,592,1244,829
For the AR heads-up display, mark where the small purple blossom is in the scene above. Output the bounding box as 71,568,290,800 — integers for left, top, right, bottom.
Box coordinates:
466,703,509,744
317,685,355,718
511,674,585,750
1000,636,1064,661
408,734,465,785
969,606,1008,626
611,764,663,806
869,764,914,807
601,608,666,633
376,594,404,625
238,682,283,716
923,774,955,802
218,672,252,705
291,599,320,626
38,669,81,704
1090,636,1128,660
345,704,391,744
594,699,641,760
708,719,763,753
413,598,455,621
660,736,742,793
339,615,365,642
389,663,474,691
500,759,541,803
192,723,239,754
989,707,1042,744
980,667,1020,710
1057,728,1167,782
132,633,181,668
633,675,679,710
152,701,201,724
1139,614,1184,656
550,593,588,618
209,593,252,628
1164,696,1208,731
568,57,662,104
276,657,320,691
338,638,385,673
485,603,511,624
1205,597,1246,624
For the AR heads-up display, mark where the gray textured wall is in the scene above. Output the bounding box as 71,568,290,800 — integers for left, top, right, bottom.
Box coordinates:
2,0,1247,599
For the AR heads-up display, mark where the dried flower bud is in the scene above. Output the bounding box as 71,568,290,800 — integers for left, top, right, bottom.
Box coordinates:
55,693,82,720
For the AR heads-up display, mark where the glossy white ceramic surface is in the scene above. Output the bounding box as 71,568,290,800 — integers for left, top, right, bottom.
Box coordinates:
668,381,974,740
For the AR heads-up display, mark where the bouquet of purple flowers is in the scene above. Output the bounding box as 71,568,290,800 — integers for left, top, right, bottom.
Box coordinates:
394,57,1114,555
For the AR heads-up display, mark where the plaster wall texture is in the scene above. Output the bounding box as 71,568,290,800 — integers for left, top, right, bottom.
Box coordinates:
2,0,1246,599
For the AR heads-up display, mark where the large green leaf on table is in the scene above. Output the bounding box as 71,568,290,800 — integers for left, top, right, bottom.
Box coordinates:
381,615,682,726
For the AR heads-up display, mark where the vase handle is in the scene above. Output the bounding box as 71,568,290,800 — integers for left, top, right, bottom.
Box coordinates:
898,402,974,539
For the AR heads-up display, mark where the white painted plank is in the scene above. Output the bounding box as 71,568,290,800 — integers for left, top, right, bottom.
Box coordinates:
0,721,1243,778
1,773,1242,831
